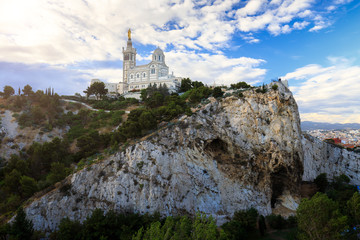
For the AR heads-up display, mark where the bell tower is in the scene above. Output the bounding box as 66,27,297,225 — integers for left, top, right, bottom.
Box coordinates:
122,29,137,84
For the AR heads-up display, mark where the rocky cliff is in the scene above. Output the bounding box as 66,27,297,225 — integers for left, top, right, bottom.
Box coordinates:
23,82,304,231
302,134,360,184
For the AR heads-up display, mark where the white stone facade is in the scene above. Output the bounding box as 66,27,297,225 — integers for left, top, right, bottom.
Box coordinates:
89,30,181,97
120,29,180,94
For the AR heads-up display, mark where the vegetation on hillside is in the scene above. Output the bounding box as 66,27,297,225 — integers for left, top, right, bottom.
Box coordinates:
1,82,359,239
0,79,233,219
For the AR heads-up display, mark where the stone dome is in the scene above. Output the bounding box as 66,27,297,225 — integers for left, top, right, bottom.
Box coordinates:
153,47,164,55
152,47,165,62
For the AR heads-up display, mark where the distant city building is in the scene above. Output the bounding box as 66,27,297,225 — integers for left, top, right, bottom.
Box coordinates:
307,130,360,148
90,29,181,97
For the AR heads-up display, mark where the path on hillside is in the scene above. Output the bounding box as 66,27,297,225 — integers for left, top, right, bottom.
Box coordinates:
61,99,130,114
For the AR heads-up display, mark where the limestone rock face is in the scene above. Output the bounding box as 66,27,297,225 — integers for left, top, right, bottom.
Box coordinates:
302,134,360,184
24,83,304,231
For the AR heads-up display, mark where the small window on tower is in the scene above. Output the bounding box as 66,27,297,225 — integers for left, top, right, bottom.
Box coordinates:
159,55,161,61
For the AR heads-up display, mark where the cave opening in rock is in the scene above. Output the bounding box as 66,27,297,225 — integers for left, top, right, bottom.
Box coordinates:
206,138,228,152
270,166,288,208
204,138,230,164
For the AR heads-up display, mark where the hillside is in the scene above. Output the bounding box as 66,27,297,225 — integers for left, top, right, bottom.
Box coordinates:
2,82,360,238
19,81,307,231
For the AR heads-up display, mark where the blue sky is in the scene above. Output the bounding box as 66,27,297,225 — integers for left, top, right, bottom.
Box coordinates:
0,0,359,123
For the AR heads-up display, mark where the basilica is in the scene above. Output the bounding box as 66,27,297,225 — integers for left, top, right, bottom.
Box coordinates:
116,29,181,95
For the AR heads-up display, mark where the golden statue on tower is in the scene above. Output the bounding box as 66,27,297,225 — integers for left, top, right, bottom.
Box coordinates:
128,28,131,40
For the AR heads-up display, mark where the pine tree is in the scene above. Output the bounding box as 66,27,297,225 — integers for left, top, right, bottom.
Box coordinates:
10,207,34,240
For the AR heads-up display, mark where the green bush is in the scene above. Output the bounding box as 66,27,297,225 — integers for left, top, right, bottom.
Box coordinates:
222,208,258,239
272,84,278,90
314,173,328,192
188,86,213,104
297,192,348,240
212,87,224,98
266,214,286,230
230,82,251,89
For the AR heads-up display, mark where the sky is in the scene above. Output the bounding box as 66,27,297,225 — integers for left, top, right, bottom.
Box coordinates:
0,0,359,124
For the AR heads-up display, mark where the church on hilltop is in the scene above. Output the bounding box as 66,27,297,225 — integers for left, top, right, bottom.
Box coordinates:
118,29,181,95
92,29,181,97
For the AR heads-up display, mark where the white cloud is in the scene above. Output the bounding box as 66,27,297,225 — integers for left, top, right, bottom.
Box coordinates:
236,0,316,35
0,0,352,66
293,21,310,30
164,50,266,86
283,59,360,123
83,69,123,84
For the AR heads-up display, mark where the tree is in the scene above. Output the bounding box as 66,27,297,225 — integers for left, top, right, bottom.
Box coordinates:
138,111,157,131
192,81,204,89
146,92,164,108
188,86,212,103
85,82,108,100
180,78,192,92
22,84,33,96
297,192,348,240
212,87,223,98
222,208,258,239
133,214,225,240
31,106,45,125
46,162,70,185
347,192,360,226
230,81,251,89
3,85,15,99
10,207,34,240
314,173,328,193
20,175,38,198
56,217,83,240
3,169,22,195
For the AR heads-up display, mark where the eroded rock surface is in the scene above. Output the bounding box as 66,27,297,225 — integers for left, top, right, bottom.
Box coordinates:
24,83,304,231
302,134,360,184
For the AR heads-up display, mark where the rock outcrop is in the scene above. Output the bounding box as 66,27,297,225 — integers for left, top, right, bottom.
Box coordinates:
24,82,304,231
302,134,360,184
0,110,67,159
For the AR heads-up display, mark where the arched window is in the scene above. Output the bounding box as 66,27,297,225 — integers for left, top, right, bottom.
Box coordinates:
158,55,161,61
151,68,155,74
136,73,140,78
130,74,133,79
143,73,146,78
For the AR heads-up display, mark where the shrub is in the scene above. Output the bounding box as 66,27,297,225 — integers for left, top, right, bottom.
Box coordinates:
222,208,258,238
230,81,251,89
9,207,34,240
272,84,278,90
297,192,348,240
314,173,328,192
212,87,224,98
266,214,286,230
